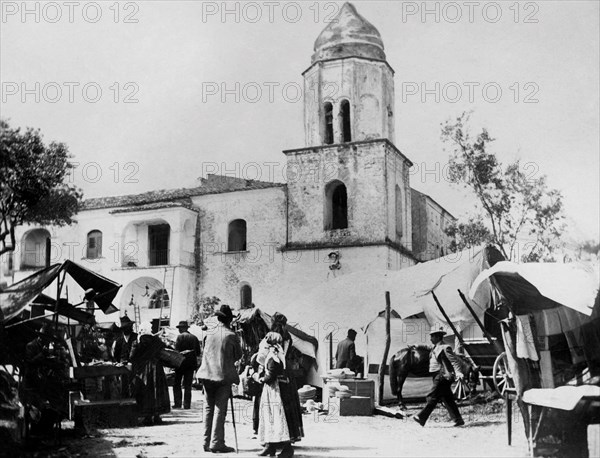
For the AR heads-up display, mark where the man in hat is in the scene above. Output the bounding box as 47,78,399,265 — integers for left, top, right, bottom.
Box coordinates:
113,314,137,364
113,314,138,398
173,320,201,409
197,304,242,453
412,329,465,427
335,328,358,370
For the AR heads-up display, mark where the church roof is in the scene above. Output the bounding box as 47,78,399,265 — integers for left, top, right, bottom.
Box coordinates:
82,175,284,211
312,2,386,63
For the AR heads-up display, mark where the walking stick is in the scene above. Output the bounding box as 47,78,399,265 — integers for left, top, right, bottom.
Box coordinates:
230,388,239,453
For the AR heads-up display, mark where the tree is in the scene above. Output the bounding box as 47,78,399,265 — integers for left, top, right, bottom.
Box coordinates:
190,296,221,325
442,112,565,261
0,119,82,255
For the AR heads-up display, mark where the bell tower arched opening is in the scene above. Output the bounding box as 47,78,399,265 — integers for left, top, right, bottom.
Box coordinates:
339,99,352,142
325,180,348,230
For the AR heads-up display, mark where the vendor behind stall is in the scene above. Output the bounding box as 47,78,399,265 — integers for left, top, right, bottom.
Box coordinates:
112,315,137,398
112,315,137,363
23,323,70,434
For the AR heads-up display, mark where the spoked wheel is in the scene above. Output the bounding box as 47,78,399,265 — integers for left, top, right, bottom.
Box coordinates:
452,377,471,401
493,352,515,397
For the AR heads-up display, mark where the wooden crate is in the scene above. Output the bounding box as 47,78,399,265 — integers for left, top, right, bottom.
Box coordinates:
322,378,375,411
74,399,138,429
329,396,373,416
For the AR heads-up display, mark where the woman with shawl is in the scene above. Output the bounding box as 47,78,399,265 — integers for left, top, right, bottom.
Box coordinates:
257,332,292,457
270,313,304,442
130,322,171,425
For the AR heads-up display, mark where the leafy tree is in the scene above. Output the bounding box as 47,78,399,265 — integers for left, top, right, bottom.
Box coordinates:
444,216,492,254
0,119,82,255
190,296,221,325
442,112,565,261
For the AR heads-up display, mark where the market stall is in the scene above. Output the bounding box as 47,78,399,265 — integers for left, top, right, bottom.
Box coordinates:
470,260,600,456
0,260,131,437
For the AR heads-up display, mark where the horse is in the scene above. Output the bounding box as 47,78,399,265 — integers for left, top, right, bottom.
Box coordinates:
389,345,479,409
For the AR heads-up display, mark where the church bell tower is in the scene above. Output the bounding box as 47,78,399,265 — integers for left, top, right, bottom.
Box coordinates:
303,2,396,147
283,3,414,269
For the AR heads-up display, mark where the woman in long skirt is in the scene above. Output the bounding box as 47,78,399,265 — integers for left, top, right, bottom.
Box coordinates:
257,332,296,458
271,313,304,442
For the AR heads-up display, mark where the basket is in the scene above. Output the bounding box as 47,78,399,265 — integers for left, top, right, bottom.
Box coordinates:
298,385,316,403
158,349,185,369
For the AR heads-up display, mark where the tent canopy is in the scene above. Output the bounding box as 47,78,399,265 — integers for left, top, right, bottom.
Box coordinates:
261,246,496,338
1,260,121,324
469,261,599,317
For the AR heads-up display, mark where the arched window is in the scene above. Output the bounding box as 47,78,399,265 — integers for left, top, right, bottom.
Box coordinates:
240,284,252,309
86,230,102,259
325,180,348,230
149,288,170,309
324,102,334,145
21,229,51,268
340,99,351,142
228,219,247,252
395,185,403,238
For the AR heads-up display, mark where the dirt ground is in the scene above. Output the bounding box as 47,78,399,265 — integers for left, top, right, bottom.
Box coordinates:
18,388,530,458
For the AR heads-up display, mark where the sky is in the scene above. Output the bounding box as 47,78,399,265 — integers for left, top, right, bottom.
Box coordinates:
1,0,599,242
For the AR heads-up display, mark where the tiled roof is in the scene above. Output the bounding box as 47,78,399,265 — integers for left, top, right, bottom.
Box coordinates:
109,201,197,214
82,175,285,211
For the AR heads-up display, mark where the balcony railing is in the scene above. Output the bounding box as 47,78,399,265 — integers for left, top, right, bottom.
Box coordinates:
149,249,169,266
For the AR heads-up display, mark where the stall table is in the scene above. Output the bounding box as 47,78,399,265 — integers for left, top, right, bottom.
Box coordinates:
69,364,137,428
522,385,600,457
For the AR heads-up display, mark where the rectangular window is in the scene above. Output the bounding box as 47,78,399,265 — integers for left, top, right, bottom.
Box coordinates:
149,224,170,266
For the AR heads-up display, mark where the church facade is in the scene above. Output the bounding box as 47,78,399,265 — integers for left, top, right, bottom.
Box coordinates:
4,4,453,326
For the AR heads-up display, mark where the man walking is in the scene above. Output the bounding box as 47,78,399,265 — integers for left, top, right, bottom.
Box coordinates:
412,329,465,427
197,305,242,453
173,320,201,410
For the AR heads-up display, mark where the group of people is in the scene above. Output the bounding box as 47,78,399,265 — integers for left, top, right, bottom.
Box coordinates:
197,305,303,457
111,310,464,454
335,326,465,428
112,315,201,425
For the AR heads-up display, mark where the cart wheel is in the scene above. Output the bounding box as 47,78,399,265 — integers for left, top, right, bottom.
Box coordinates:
452,377,470,400
493,352,514,396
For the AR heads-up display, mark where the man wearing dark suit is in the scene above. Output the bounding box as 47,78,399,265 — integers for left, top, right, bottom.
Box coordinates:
173,320,201,409
112,315,137,397
197,305,242,454
113,315,137,363
336,329,357,370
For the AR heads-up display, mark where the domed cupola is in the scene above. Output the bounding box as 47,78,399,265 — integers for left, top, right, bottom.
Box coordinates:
312,2,386,63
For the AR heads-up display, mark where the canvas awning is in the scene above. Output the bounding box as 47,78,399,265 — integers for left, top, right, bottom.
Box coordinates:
469,261,599,317
0,260,121,324
30,294,95,325
263,246,496,336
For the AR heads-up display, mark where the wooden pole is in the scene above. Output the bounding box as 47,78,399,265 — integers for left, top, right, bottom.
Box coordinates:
378,291,391,405
329,332,333,370
457,289,503,353
431,291,466,347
